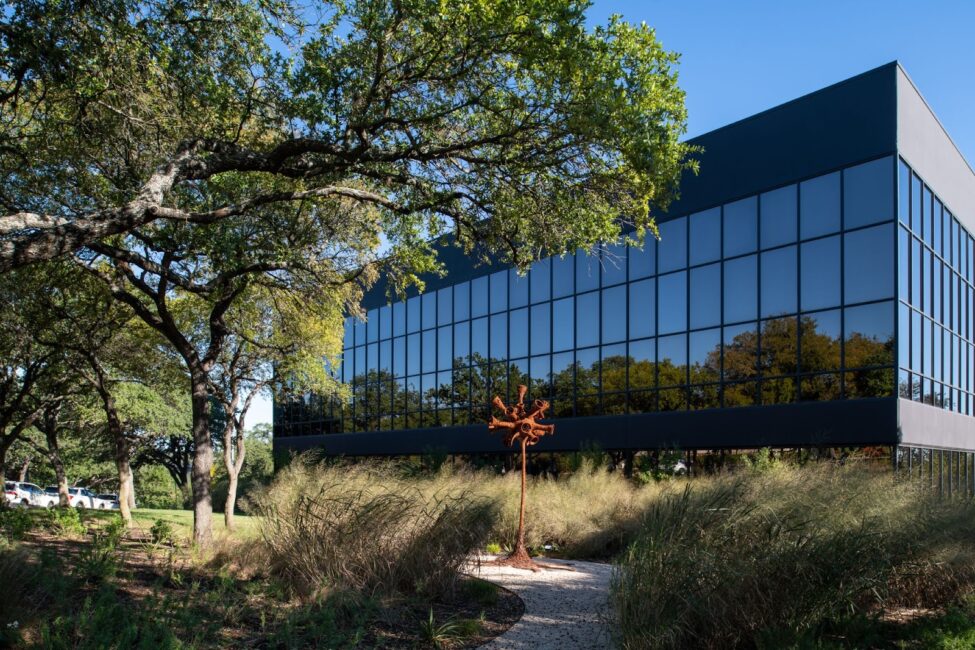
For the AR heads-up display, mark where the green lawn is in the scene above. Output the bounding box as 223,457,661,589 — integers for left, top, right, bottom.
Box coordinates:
82,507,259,541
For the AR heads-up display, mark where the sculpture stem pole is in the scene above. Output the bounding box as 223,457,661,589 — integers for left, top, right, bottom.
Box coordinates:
517,436,527,554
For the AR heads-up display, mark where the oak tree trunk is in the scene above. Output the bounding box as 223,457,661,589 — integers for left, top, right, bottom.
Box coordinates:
190,373,214,548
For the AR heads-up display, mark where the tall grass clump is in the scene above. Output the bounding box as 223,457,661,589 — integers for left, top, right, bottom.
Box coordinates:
611,463,975,650
256,457,496,600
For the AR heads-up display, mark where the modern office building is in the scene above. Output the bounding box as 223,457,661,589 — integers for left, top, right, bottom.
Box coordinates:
274,62,975,470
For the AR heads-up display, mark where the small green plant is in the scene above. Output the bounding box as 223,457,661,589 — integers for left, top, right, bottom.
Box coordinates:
75,516,126,583
418,609,481,649
462,578,499,607
485,542,502,554
150,518,176,546
48,506,86,537
0,507,34,539
748,447,779,473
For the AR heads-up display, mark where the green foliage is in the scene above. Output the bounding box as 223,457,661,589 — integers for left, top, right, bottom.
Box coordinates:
418,609,483,649
748,447,780,473
134,465,185,510
47,506,86,537
149,519,176,546
269,592,373,649
0,507,35,539
75,517,127,584
485,542,502,555
462,578,499,607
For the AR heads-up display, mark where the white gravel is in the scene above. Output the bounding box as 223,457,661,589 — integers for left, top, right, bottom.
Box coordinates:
470,555,615,650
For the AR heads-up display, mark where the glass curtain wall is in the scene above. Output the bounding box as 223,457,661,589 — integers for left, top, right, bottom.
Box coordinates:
897,158,975,414
278,156,900,437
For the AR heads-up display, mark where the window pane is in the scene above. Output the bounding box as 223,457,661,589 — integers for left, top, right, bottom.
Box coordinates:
553,298,574,352
629,237,656,279
761,246,797,317
799,310,840,372
530,303,550,355
629,278,656,339
724,255,757,324
453,322,469,365
453,282,470,321
490,313,507,361
898,159,910,226
367,308,379,343
407,332,420,374
845,301,894,367
845,224,894,304
602,343,628,395
690,328,720,384
471,317,488,362
690,263,720,329
553,254,574,298
602,285,626,343
659,218,687,273
380,305,393,340
922,186,933,248
911,174,922,233
343,317,354,350
724,196,758,257
509,308,528,358
422,293,436,330
471,276,488,318
510,269,529,308
933,199,943,257
800,171,840,239
530,354,551,399
422,330,436,372
407,296,421,333
724,322,758,381
437,326,453,370
761,184,797,249
437,288,452,326
576,291,599,348
380,339,392,373
843,156,893,229
393,336,405,377
898,227,909,304
576,250,600,293
530,258,551,304
761,316,798,376
602,242,628,287
658,334,687,386
658,271,687,334
628,338,655,390
689,208,721,265
800,236,841,311
490,270,507,313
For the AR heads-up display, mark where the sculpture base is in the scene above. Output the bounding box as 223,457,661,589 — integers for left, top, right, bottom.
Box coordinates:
491,544,541,572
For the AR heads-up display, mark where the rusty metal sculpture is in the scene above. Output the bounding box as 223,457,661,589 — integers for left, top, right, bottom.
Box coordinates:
488,384,555,570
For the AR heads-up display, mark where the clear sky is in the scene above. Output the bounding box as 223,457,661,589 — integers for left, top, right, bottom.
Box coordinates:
248,0,975,428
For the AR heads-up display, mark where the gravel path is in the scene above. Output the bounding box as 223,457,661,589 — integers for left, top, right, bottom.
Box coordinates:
469,555,614,649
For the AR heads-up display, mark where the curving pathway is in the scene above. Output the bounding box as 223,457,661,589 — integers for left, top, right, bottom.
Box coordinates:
469,555,614,649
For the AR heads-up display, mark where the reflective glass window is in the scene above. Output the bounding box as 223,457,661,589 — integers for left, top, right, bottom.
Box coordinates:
658,334,687,386
392,300,406,337
368,342,378,373
898,303,909,370
845,224,894,304
801,172,840,239
724,255,757,324
629,237,656,279
422,292,436,330
407,332,420,375
471,276,488,318
437,326,453,370
910,310,921,372
490,270,507,314
553,254,574,298
453,322,469,364
799,310,840,372
509,308,528,358
576,250,600,293
422,329,436,372
800,236,840,311
629,278,656,339
553,298,574,352
659,218,687,273
510,269,529,309
393,336,406,377
658,271,687,334
911,174,922,233
437,288,452,326
602,242,628,287
551,351,575,416
354,346,365,381
690,263,721,329
343,317,354,350
355,318,367,346
380,339,392,373
628,338,655,390
490,313,507,361
689,328,720,384
576,291,599,348
761,316,798,376
844,156,894,229
933,199,943,257
911,237,922,309
898,227,909,303
530,303,550,355
922,186,933,246
690,207,721,265
761,184,798,249
471,317,488,361
761,246,797,318
453,282,470,321
367,308,379,343
724,196,758,257
723,322,758,381
602,285,626,343
898,159,910,226
530,355,551,397
530,258,551,304
380,305,392,341
601,343,628,395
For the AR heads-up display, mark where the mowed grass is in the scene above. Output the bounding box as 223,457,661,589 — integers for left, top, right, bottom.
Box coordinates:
82,507,260,541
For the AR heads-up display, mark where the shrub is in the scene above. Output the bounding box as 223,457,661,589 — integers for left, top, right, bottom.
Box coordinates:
75,516,127,584
611,464,975,650
257,461,496,600
48,506,86,537
149,519,176,546
0,507,34,539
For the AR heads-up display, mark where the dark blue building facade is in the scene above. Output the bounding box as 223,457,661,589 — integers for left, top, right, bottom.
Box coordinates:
274,62,975,461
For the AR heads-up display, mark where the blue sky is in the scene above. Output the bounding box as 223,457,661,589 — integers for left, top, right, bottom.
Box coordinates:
248,0,975,427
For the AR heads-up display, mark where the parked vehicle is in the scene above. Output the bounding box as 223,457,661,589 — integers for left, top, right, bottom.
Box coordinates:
5,482,57,508
96,494,121,510
66,486,110,509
